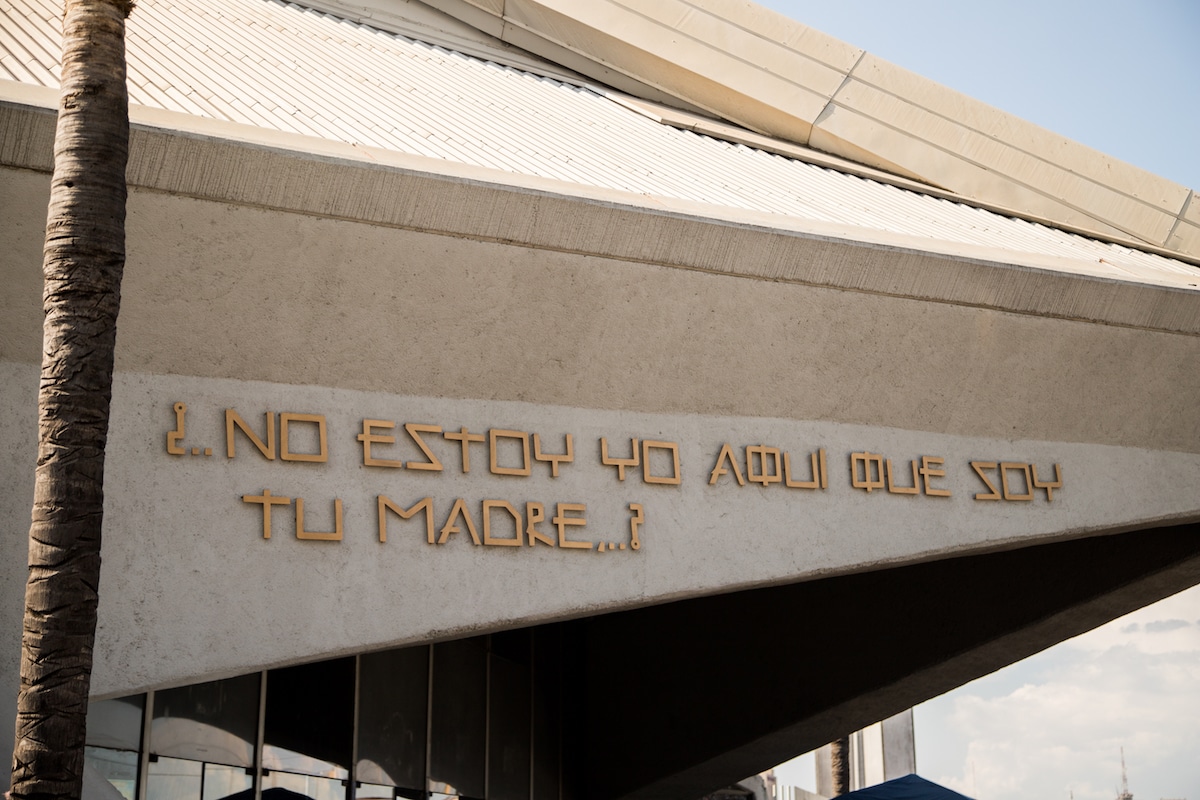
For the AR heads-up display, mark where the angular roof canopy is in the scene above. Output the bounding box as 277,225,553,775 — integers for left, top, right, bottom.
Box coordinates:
1,0,1198,282
419,0,1199,257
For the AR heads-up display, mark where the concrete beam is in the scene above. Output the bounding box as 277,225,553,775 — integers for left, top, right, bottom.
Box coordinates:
3,91,1198,335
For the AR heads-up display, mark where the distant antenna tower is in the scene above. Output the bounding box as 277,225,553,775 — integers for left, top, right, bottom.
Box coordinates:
1117,747,1133,800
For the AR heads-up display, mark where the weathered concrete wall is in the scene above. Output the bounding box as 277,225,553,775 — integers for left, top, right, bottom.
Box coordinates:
1,360,1196,703
3,164,1199,450
3,154,1198,699
1,101,1199,793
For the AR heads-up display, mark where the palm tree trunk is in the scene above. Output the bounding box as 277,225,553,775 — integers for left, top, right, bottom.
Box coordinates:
10,1,133,798
830,736,851,796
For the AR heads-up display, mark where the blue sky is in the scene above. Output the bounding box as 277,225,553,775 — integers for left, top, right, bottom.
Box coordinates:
754,3,1200,798
753,0,1200,191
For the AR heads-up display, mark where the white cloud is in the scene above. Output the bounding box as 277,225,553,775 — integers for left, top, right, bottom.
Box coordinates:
1068,586,1200,656
916,585,1200,800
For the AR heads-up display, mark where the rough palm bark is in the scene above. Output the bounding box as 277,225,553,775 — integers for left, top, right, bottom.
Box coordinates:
11,1,133,798
830,736,851,796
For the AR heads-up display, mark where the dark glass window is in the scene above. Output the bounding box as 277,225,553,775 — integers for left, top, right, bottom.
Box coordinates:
86,695,145,800
532,629,561,800
87,695,145,751
200,762,253,800
357,646,428,794
85,746,139,800
488,640,531,800
261,771,346,800
263,658,354,780
354,784,396,800
146,756,196,800
151,674,259,768
428,638,486,799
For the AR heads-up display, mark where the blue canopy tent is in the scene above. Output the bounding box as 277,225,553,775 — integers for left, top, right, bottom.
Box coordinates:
837,775,975,800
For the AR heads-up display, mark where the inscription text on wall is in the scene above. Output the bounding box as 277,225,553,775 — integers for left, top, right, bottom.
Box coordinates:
164,402,1063,552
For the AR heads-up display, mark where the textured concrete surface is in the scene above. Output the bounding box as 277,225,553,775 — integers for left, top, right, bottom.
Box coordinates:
0,362,1197,705
4,168,1200,450
1,69,1198,794
3,127,1199,710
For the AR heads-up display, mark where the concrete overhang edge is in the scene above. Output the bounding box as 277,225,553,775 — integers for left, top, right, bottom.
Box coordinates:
3,81,1199,337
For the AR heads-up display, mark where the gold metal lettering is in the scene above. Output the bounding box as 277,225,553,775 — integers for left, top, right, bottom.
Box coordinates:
443,427,485,472
1000,462,1033,501
1031,463,1063,501
358,420,402,468
242,489,290,539
525,502,555,546
641,440,681,485
600,437,640,481
226,409,275,460
708,443,746,486
279,413,328,463
483,500,523,546
553,502,590,549
886,459,920,495
378,495,433,543
850,451,885,493
404,423,444,471
490,429,532,477
628,503,644,551
439,498,481,545
746,445,782,487
783,449,826,489
919,456,952,497
533,433,574,478
295,497,343,541
970,461,1001,500
167,402,187,455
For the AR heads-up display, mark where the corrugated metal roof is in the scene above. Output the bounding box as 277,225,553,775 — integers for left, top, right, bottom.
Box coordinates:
2,0,1198,290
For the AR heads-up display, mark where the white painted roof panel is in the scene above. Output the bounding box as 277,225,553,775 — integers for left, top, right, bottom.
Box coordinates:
2,0,1198,290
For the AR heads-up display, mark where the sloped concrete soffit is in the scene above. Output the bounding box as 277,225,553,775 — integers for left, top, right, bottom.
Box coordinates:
422,0,1200,259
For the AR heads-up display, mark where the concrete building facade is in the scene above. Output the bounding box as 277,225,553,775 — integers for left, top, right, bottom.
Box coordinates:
1,1,1198,798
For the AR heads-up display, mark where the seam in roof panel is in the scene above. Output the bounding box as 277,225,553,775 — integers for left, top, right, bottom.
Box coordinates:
544,84,771,202
175,5,354,138
842,70,1183,220
0,25,54,84
484,78,679,192
448,68,658,187
822,96,1171,247
130,6,260,110
269,5,476,147
4,0,58,64
129,26,229,117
